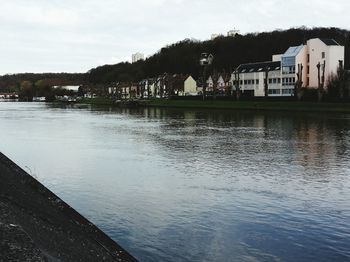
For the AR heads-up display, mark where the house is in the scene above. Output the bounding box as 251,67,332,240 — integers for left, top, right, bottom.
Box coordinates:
217,75,226,91
0,92,18,99
206,76,214,91
182,76,197,96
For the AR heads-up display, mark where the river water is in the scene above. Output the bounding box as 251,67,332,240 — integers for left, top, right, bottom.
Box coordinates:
0,102,349,262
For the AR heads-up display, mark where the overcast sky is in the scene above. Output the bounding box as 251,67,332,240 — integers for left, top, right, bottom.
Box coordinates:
0,0,349,75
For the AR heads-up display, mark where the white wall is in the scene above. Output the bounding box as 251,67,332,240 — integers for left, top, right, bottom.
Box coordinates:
306,39,344,88
184,76,197,95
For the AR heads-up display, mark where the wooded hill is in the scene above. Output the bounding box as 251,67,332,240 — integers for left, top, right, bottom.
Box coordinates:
88,27,350,84
1,27,349,91
0,73,87,92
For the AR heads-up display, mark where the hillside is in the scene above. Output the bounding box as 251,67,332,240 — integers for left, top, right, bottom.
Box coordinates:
87,27,350,84
1,27,349,91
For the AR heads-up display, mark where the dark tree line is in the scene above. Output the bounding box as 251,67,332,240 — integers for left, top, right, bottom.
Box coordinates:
0,73,87,93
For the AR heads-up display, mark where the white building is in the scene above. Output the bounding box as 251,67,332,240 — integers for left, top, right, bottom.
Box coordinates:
236,61,282,97
132,52,144,63
53,85,80,92
236,38,345,96
182,76,197,96
227,29,240,37
280,38,344,89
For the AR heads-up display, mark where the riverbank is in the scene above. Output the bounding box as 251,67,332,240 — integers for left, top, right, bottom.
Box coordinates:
0,152,137,262
143,99,350,113
72,97,350,113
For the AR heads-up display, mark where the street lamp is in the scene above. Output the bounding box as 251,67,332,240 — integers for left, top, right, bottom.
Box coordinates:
200,53,213,100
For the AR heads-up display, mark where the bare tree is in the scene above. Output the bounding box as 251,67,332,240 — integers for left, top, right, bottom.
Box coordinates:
264,66,270,98
294,63,303,100
337,60,345,100
234,68,241,100
317,61,326,102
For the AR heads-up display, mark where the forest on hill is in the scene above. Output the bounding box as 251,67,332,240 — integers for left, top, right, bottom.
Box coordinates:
0,73,87,93
0,27,349,91
88,27,350,84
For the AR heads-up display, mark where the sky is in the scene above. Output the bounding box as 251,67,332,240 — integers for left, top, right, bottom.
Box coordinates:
0,0,349,75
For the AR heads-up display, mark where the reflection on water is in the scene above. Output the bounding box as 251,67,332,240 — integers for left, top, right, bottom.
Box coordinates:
0,102,350,262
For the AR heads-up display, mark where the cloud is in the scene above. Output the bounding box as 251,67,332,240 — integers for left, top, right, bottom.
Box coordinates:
0,0,349,74
0,2,80,27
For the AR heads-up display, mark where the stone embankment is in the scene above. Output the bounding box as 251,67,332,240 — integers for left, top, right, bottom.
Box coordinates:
0,152,138,262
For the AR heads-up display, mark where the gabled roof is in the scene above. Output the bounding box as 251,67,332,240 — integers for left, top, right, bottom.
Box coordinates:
237,61,281,73
320,38,340,46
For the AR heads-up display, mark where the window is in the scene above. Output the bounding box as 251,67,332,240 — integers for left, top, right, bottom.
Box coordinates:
256,79,259,85
278,78,281,84
322,52,325,59
273,78,277,84
268,89,281,94
307,54,310,62
307,77,310,86
269,79,272,84
244,80,247,85
282,67,289,74
240,80,243,85
307,66,310,74
282,89,294,95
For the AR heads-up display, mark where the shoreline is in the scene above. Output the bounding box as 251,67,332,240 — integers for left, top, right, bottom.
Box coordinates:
143,100,350,113
76,97,350,114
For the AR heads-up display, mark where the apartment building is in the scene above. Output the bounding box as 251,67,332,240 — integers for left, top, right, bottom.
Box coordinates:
236,38,345,96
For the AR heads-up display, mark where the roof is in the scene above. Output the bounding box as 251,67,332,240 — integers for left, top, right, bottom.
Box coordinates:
320,38,340,46
237,61,281,73
282,45,304,58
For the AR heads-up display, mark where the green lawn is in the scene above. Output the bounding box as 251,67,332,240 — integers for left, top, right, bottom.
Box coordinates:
78,97,114,105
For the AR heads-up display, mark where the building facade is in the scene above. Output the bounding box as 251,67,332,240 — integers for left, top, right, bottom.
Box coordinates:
132,52,144,63
236,38,345,96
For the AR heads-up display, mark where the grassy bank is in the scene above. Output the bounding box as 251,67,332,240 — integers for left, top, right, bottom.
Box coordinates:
144,99,350,113
79,97,114,105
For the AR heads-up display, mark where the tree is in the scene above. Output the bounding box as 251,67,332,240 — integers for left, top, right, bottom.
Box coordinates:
264,67,270,97
19,81,34,101
234,69,241,100
326,61,350,100
295,63,304,100
317,61,326,102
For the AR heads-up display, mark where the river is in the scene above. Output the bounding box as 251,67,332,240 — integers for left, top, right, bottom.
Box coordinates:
0,102,349,261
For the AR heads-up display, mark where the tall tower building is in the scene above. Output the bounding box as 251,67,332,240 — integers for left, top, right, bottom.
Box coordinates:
132,52,144,63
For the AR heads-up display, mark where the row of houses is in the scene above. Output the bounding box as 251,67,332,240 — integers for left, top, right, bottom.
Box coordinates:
108,74,198,99
109,38,345,99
